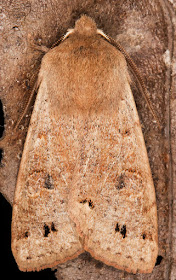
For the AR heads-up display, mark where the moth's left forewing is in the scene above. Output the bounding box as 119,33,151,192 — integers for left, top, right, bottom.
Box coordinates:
11,43,84,272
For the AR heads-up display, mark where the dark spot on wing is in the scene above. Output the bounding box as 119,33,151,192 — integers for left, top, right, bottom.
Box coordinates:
44,174,54,189
43,222,57,237
120,225,126,238
88,199,94,209
142,233,146,239
80,199,87,204
115,223,120,232
124,129,131,136
80,198,94,209
115,223,126,238
43,223,50,237
24,231,29,238
51,222,57,232
115,174,125,190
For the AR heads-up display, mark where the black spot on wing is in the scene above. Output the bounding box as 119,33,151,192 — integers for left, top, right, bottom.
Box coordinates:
142,233,146,239
115,223,127,238
115,223,120,232
43,222,57,237
51,222,57,232
24,231,29,238
80,198,95,209
43,223,50,237
120,225,126,238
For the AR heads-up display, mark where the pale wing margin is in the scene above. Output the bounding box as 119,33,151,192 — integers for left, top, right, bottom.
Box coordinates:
68,82,158,274
11,79,83,271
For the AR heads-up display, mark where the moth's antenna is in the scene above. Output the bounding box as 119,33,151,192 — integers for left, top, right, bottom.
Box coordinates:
14,81,39,130
97,29,161,130
51,29,74,48
14,31,74,131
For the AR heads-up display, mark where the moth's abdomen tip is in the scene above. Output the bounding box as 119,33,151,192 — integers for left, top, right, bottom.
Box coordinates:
74,15,97,36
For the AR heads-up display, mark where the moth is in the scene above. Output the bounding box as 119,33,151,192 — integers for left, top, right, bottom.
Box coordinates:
11,15,158,274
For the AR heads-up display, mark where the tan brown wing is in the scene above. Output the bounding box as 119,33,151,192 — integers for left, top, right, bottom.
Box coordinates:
68,89,158,273
64,16,158,274
11,80,83,271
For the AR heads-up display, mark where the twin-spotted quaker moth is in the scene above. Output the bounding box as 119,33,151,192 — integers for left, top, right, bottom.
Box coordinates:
11,15,158,273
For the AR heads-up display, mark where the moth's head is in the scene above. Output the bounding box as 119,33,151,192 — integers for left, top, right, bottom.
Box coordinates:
63,15,105,42
74,15,97,36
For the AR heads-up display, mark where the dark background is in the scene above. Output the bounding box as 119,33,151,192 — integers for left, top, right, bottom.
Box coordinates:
0,194,56,279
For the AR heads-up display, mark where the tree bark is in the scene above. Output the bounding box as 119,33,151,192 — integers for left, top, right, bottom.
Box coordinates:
0,0,175,279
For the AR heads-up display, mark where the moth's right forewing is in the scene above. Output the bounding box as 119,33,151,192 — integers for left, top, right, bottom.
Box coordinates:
11,48,83,272
67,34,158,274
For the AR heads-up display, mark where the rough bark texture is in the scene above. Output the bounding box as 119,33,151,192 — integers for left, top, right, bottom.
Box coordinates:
0,0,175,279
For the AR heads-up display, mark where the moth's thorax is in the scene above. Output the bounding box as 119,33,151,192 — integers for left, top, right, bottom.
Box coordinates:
40,35,129,114
38,15,130,114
